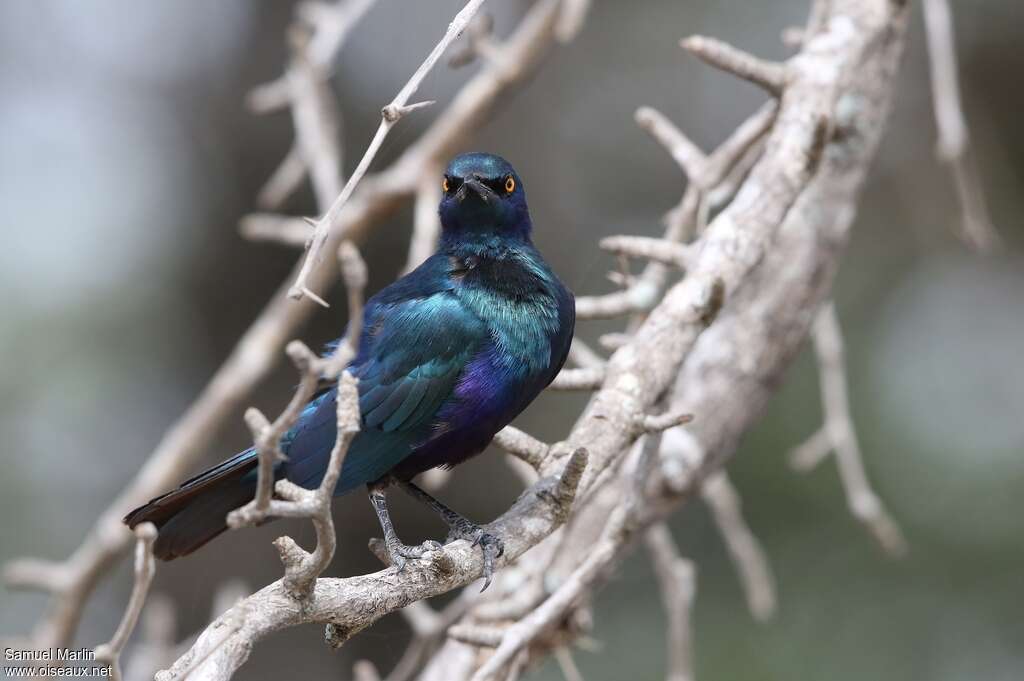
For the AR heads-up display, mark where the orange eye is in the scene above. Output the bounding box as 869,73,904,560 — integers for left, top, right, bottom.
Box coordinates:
504,176,515,193
442,177,450,193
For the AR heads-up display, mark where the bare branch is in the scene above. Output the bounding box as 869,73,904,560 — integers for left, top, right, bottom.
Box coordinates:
645,524,696,681
568,337,605,370
577,100,776,322
225,243,364,600
239,213,311,247
244,4,910,679
554,646,586,681
3,0,582,650
469,505,630,681
789,302,907,555
700,473,776,621
549,366,606,391
555,0,591,42
404,160,444,274
448,14,496,69
224,250,363,598
922,0,999,251
600,236,696,270
702,100,777,187
574,277,665,320
635,106,708,181
246,0,379,114
354,659,382,681
287,29,344,208
17,4,920,679
447,623,504,648
290,0,488,304
638,410,694,435
272,371,361,598
256,146,307,210
492,426,551,470
94,523,158,681
385,592,477,681
681,35,787,95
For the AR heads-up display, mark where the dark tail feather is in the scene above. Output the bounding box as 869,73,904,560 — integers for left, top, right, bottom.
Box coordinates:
124,448,260,560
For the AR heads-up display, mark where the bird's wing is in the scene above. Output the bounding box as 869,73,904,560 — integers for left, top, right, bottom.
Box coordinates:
354,291,486,433
282,274,488,492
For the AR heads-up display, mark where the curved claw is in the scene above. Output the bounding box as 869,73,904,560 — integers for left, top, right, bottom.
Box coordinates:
439,517,505,591
476,533,504,592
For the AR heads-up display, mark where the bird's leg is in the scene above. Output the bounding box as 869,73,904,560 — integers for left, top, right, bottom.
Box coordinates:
397,480,504,591
367,482,442,572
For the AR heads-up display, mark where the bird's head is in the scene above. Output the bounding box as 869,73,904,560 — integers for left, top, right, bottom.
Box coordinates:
438,152,531,241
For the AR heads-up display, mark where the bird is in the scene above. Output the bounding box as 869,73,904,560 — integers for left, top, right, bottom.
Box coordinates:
125,152,575,588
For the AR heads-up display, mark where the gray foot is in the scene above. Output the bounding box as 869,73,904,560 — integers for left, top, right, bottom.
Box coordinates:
446,519,505,591
385,538,443,573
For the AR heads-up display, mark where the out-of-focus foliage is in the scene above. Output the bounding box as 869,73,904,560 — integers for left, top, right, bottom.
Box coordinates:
1,1,1021,679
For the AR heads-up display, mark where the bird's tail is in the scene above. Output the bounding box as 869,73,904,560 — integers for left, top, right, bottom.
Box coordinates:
124,448,261,560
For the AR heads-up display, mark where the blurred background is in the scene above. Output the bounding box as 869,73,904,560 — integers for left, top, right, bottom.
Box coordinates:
1,1,1022,679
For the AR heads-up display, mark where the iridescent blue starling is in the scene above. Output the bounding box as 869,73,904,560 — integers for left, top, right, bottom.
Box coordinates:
126,153,575,587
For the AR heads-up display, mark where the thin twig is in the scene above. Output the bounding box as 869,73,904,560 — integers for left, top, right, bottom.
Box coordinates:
789,302,908,555
404,159,444,274
568,337,606,370
600,236,696,270
644,524,696,681
922,0,999,251
94,523,158,681
681,36,787,95
469,505,629,681
700,472,776,621
354,659,383,681
635,106,709,181
549,366,606,391
290,0,488,304
246,0,380,114
256,146,306,210
492,426,551,470
239,213,311,247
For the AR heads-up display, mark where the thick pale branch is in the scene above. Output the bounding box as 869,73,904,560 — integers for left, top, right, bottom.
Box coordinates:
21,3,917,679
423,4,912,677
157,447,589,681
